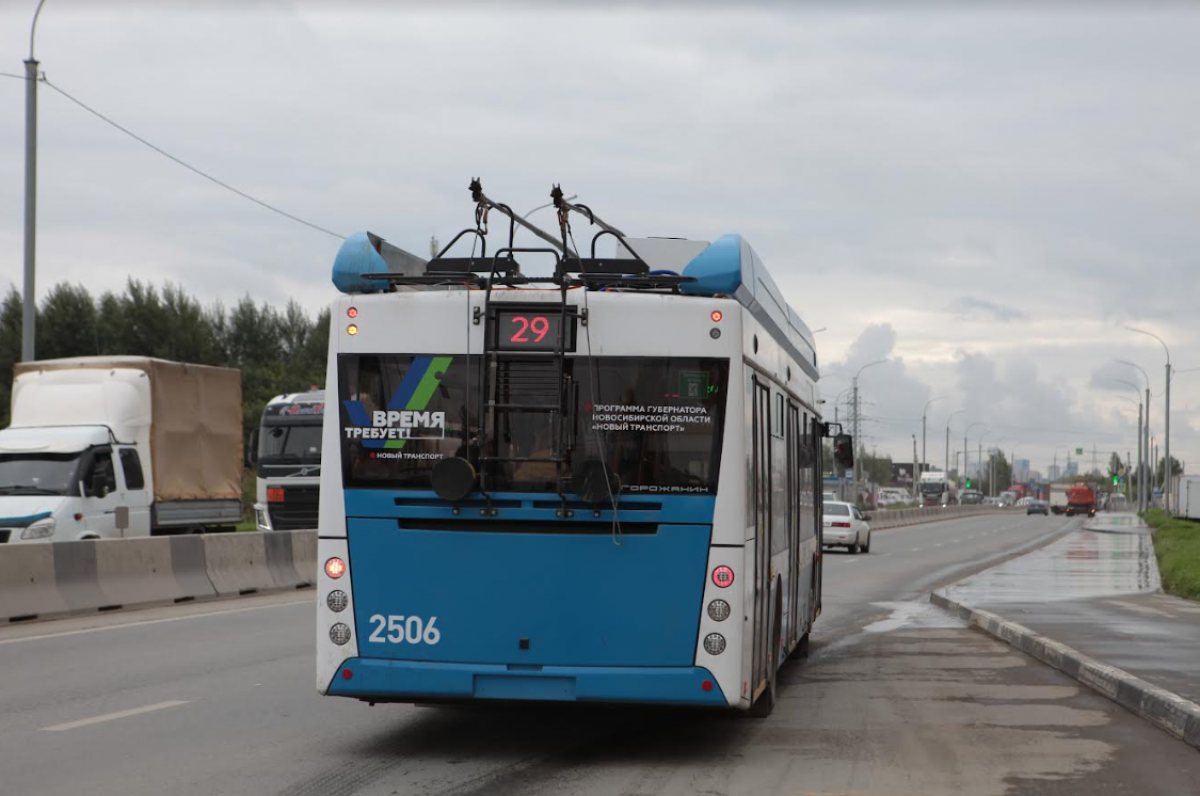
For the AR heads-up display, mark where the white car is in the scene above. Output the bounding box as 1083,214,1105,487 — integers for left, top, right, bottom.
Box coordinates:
823,500,872,554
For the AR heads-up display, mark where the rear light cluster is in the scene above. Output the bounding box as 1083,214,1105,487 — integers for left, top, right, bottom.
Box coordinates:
704,567,733,656
327,590,348,613
832,522,851,528
707,599,731,622
325,558,350,646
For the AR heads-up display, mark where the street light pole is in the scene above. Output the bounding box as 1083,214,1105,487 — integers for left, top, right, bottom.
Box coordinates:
22,0,49,362
966,422,986,491
1116,377,1150,511
850,360,887,502
946,409,966,479
832,386,853,501
1127,327,1171,510
920,396,944,481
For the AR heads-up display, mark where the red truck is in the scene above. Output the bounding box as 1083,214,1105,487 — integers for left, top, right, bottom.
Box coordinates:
1065,483,1096,517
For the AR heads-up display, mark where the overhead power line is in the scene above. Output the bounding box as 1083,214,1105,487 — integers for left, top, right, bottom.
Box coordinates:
39,78,345,241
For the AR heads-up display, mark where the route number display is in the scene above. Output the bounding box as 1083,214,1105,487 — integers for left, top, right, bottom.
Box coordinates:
495,310,574,351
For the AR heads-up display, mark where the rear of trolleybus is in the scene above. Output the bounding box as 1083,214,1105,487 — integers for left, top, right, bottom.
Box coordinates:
315,225,821,714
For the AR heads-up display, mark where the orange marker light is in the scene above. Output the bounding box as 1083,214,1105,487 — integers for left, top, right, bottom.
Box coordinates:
347,306,358,319
347,324,358,336
710,310,723,323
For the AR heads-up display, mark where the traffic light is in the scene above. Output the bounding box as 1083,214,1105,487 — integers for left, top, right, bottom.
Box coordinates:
965,479,972,489
1113,475,1120,486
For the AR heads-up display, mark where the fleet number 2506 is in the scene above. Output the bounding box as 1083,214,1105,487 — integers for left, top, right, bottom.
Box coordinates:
366,615,441,645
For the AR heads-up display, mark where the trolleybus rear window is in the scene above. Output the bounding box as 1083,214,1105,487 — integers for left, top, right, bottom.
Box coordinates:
338,354,728,494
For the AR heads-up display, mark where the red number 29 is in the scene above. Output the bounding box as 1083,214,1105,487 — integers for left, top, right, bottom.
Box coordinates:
509,316,550,343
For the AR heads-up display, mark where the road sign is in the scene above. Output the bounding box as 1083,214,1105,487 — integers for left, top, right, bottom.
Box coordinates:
1075,447,1084,456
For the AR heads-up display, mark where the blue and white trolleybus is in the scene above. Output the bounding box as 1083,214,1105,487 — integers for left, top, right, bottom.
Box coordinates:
315,185,850,716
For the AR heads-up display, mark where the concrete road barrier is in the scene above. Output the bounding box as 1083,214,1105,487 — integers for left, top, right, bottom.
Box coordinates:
93,537,180,610
0,544,68,621
0,529,316,623
869,504,1009,531
169,535,219,603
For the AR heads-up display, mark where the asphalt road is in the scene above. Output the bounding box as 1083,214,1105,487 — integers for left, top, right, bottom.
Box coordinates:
2,512,1198,796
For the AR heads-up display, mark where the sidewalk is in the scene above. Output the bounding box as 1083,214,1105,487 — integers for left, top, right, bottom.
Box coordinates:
933,512,1200,747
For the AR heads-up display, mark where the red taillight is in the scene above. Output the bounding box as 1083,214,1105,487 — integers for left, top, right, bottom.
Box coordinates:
712,566,734,588
347,306,358,319
267,487,285,503
701,679,714,692
832,521,851,528
710,310,723,322
325,558,346,579
341,668,353,680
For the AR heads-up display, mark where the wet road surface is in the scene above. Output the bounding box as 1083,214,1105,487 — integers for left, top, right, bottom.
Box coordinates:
943,512,1200,704
1,513,1198,796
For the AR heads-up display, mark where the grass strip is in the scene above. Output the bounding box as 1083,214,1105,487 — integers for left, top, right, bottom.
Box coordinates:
1144,508,1200,601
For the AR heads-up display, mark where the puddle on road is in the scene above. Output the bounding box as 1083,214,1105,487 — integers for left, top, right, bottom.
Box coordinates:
940,528,1161,605
862,601,968,634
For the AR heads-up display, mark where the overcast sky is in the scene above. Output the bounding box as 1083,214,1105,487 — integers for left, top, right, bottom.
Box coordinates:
1,1,1198,477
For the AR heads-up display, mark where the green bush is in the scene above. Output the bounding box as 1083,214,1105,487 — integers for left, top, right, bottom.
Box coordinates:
1144,509,1200,601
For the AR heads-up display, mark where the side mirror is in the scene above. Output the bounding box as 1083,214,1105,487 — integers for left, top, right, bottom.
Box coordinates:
90,470,108,499
833,433,854,469
862,514,873,522
246,430,259,467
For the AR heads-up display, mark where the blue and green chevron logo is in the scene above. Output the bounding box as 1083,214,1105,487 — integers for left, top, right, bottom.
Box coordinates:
342,356,453,449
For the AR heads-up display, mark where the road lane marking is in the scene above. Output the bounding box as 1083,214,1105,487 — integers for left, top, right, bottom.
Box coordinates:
0,597,313,646
933,543,944,547
910,548,922,552
40,700,189,732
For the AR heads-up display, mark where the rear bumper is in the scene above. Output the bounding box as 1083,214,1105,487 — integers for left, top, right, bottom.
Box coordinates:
325,658,732,708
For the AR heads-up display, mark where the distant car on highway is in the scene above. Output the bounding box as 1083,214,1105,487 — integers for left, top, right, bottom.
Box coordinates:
822,500,872,554
960,489,984,505
1026,500,1050,515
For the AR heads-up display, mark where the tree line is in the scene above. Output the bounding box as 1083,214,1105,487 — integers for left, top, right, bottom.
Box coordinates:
0,281,329,435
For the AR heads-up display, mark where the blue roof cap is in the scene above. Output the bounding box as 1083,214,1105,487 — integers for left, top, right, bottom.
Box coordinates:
681,234,818,376
331,232,389,294
678,235,745,296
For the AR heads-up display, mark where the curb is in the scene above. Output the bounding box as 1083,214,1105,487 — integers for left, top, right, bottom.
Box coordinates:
930,591,1200,750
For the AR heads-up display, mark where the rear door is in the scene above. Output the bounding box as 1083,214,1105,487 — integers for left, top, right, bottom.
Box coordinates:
750,376,772,691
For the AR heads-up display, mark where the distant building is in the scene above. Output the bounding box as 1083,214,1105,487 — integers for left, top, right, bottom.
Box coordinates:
1014,458,1031,482
1048,464,1062,481
1066,461,1079,477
